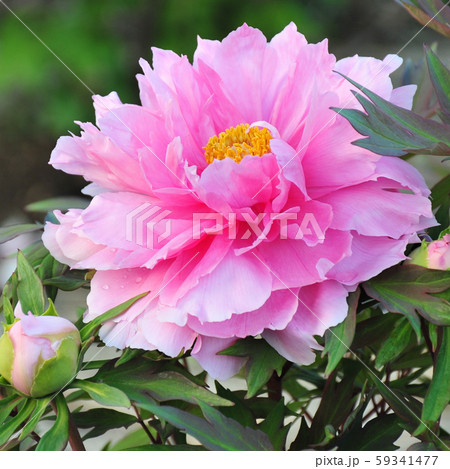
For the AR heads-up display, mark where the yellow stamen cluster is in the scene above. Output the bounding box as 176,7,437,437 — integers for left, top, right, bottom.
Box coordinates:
204,124,272,164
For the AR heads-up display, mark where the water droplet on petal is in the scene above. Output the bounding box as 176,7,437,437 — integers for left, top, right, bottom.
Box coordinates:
102,284,109,290
135,277,142,283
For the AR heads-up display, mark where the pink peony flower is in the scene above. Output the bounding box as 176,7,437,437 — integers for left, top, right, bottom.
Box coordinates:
43,24,435,379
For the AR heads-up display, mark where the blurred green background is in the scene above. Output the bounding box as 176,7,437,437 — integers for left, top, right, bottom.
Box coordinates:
0,0,442,225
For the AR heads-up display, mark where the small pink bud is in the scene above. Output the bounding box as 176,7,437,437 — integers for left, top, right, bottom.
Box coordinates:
426,234,450,271
0,307,81,398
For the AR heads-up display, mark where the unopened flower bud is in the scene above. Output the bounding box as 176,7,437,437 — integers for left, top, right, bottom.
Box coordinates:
408,234,450,271
0,309,81,398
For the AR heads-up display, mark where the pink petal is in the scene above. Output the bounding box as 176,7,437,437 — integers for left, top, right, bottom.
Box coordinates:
194,24,267,123
263,280,349,364
318,178,433,239
50,122,151,194
191,336,245,381
187,288,299,338
327,234,411,285
255,229,352,288
172,248,273,323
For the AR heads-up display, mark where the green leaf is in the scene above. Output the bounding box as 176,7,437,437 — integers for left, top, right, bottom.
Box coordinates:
220,337,285,398
43,275,87,291
425,46,450,123
213,381,255,428
369,374,423,429
259,398,289,450
0,395,23,426
121,444,205,451
431,174,450,209
71,380,131,408
363,264,450,336
115,348,144,367
338,414,403,450
323,290,358,376
19,396,51,441
2,289,15,325
79,292,148,341
376,318,413,368
42,298,58,317
0,223,42,244
395,1,450,38
308,364,360,445
332,73,450,157
36,394,69,451
352,311,399,349
137,399,273,451
25,196,90,213
107,428,156,451
16,250,45,316
71,408,137,440
0,399,35,447
96,358,232,407
419,326,450,431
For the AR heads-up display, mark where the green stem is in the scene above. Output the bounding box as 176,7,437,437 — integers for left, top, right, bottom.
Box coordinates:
132,403,157,444
50,399,85,451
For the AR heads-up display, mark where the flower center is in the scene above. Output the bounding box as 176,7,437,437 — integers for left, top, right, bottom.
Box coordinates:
204,124,272,164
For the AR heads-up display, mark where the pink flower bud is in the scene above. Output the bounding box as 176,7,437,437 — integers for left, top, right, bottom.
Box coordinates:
427,234,450,270
0,308,81,397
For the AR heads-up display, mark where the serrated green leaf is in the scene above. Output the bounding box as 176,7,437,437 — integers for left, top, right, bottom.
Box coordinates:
16,250,45,316
419,326,450,430
376,318,413,368
333,73,450,157
36,394,69,451
323,290,358,376
0,399,35,447
71,380,131,408
25,196,89,213
0,223,42,244
363,264,450,336
79,292,147,341
220,337,285,398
